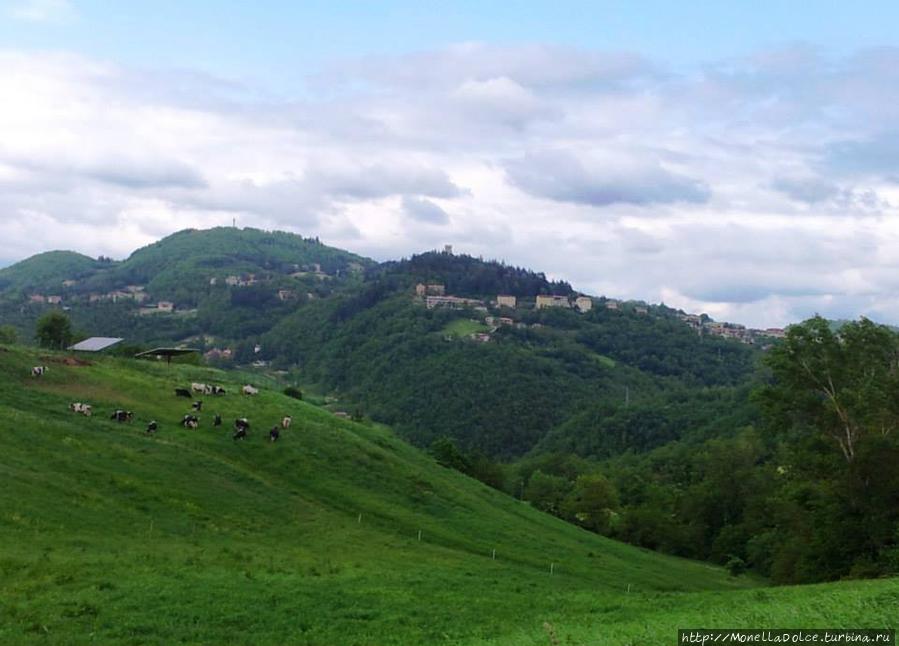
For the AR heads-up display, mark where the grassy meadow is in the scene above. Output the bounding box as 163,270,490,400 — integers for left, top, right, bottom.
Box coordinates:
0,344,896,645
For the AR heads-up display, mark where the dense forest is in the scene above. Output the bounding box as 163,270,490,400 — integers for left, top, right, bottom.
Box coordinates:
492,317,899,584
261,252,758,457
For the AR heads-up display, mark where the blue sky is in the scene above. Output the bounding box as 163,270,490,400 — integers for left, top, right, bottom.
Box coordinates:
3,1,896,87
2,0,899,328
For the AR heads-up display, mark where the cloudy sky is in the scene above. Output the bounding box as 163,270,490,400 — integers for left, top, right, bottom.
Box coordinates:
2,1,899,327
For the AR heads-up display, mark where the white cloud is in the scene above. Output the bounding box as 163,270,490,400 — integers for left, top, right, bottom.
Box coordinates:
2,44,899,327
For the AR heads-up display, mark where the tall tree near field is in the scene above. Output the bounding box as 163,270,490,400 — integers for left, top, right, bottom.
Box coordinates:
756,316,899,581
35,311,73,350
758,316,899,462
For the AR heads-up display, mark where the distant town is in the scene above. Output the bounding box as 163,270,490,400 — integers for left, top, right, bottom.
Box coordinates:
23,263,787,364
414,282,785,346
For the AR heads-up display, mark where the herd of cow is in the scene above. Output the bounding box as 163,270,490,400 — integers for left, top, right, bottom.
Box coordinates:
33,366,289,443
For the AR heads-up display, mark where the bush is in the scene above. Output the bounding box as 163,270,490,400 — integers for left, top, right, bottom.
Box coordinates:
0,324,16,345
284,386,303,400
725,556,747,577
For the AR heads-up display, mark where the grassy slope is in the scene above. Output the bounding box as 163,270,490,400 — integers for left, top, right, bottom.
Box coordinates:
0,346,895,645
442,319,490,338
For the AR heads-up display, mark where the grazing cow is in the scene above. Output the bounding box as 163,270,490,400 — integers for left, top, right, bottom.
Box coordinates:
174,388,192,398
192,400,203,411
191,382,207,394
146,421,158,434
181,414,199,430
213,414,222,427
269,426,280,442
242,384,259,396
281,415,292,430
211,385,226,396
31,366,47,377
233,418,250,439
69,402,92,417
111,410,134,423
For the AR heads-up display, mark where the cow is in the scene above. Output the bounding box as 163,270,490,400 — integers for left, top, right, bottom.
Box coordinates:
69,402,92,417
192,400,203,412
31,366,47,377
232,427,247,441
174,388,192,398
181,414,199,430
191,383,207,394
213,414,222,427
281,416,292,430
234,417,250,431
269,426,280,442
242,384,259,396
111,410,134,423
146,421,158,434
211,385,226,396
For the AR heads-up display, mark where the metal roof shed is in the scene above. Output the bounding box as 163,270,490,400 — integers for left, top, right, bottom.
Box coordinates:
68,337,124,352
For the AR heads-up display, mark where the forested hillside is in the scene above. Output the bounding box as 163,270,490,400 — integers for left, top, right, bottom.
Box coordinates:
0,227,372,351
0,251,103,293
262,252,759,458
1,236,761,458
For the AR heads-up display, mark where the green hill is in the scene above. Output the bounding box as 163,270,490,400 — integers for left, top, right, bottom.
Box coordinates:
104,226,373,304
262,253,759,458
0,251,102,294
0,227,374,349
0,345,895,645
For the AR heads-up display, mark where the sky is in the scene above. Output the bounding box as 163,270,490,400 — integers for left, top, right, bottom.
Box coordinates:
2,1,899,328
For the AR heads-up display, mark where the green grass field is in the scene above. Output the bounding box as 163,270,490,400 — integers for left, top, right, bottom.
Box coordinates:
0,345,896,645
441,319,490,339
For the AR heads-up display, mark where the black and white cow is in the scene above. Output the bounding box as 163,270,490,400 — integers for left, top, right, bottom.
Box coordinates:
69,402,92,416
281,415,292,429
211,385,226,396
31,366,47,377
174,388,192,398
192,400,203,411
191,382,207,394
181,414,199,430
213,414,222,427
146,421,158,434
242,384,259,396
269,426,280,442
232,417,250,440
111,409,134,422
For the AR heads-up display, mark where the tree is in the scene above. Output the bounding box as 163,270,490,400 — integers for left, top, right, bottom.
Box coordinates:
754,316,899,581
562,473,620,534
757,316,899,462
0,324,16,345
35,311,73,349
429,437,470,472
523,470,571,515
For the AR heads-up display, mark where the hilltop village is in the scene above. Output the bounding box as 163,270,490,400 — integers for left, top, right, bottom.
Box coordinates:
414,282,786,345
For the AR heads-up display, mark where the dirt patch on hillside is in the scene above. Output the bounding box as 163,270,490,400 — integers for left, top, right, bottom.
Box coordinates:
41,355,93,367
